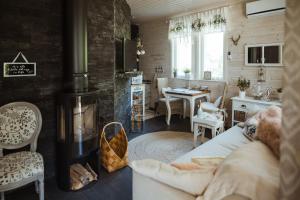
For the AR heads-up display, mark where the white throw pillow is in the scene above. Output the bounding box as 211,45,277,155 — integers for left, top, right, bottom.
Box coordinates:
203,141,280,200
131,159,215,195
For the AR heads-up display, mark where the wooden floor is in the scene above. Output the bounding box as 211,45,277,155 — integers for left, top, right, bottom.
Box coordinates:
6,115,191,200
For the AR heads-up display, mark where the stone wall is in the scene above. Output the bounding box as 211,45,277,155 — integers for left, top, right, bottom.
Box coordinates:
0,0,132,178
0,0,64,178
88,0,115,126
114,0,132,133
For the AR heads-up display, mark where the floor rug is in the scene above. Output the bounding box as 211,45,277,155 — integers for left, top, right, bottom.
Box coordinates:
128,131,197,164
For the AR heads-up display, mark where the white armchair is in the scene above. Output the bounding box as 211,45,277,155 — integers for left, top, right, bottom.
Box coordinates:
0,102,44,200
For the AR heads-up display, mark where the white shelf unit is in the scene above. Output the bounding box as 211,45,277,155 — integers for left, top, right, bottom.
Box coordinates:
131,84,145,121
231,96,281,127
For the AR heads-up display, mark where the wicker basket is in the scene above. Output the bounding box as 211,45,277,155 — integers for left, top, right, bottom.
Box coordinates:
100,122,128,173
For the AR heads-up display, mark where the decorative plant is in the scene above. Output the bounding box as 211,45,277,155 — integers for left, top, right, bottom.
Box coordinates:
212,14,226,25
183,68,191,74
237,77,250,91
170,22,185,33
173,68,177,77
192,18,206,32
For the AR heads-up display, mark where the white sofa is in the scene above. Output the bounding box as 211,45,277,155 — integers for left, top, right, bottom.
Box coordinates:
132,126,251,200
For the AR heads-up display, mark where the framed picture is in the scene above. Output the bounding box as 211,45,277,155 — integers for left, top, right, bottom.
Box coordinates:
3,52,36,77
203,71,211,80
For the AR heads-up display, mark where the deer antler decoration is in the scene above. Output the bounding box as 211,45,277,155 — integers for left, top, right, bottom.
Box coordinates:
231,35,241,46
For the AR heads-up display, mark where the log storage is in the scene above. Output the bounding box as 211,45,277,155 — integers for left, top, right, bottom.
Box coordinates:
70,163,98,191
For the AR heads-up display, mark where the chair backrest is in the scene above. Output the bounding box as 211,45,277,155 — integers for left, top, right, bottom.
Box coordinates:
0,102,42,152
213,82,228,109
157,78,168,98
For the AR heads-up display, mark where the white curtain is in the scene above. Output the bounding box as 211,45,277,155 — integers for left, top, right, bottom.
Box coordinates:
168,7,227,39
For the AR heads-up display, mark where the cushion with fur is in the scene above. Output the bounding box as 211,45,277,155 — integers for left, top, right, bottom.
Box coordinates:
255,106,282,158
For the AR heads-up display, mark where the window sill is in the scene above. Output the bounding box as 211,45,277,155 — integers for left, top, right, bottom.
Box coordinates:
171,77,226,82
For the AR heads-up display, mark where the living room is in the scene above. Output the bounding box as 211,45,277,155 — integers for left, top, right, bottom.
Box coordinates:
0,0,299,200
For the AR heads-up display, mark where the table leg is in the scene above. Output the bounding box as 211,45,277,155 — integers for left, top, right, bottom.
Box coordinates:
183,99,186,119
165,96,171,125
190,99,195,132
212,127,216,138
193,123,198,148
201,127,205,143
206,94,211,102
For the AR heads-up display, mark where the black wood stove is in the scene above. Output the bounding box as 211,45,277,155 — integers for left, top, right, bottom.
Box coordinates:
57,0,100,190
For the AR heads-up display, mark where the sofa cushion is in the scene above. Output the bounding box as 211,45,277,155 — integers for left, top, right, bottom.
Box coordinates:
131,159,215,196
175,126,249,163
255,106,282,158
203,141,280,200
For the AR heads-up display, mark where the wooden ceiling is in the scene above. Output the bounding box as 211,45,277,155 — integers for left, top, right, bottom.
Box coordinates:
126,0,227,23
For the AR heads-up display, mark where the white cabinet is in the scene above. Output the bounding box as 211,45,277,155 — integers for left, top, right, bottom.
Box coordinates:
131,84,145,121
231,96,281,126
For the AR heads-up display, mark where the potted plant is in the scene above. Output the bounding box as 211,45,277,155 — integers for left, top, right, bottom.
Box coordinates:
237,77,250,98
173,68,177,78
184,68,191,79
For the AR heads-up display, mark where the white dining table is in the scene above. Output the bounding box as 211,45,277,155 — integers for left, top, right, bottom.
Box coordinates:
164,88,210,132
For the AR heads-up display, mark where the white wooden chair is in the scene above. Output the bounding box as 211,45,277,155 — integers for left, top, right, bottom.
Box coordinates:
0,102,44,200
156,78,182,116
202,83,228,113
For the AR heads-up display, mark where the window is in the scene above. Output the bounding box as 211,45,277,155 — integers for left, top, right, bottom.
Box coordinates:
171,37,193,78
171,32,224,80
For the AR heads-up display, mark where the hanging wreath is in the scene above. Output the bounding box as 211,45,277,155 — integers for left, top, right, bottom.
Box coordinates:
170,22,185,33
212,14,226,26
191,18,206,32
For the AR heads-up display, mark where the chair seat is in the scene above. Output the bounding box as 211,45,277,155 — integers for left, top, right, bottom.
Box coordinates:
159,97,181,102
201,102,219,112
0,151,44,186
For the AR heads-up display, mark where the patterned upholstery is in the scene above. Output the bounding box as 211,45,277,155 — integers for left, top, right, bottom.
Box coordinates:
0,102,44,200
0,151,43,186
0,105,37,145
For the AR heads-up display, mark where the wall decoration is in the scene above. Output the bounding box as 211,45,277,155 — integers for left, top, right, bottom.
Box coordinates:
231,35,241,46
3,52,36,77
168,7,227,39
191,18,206,32
203,71,212,80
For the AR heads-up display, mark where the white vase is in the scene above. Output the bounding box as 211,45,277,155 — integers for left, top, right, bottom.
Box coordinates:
239,90,246,98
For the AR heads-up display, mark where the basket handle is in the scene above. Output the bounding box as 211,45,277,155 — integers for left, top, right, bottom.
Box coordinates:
102,122,124,134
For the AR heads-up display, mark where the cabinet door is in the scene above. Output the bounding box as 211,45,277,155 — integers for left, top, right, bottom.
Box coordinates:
247,46,263,65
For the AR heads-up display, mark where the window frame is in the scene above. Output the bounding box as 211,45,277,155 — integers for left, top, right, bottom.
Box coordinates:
171,31,226,81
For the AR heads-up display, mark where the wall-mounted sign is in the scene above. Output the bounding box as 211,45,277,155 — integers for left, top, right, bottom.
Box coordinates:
3,52,36,77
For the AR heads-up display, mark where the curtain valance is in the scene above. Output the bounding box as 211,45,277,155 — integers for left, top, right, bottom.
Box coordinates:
168,7,227,39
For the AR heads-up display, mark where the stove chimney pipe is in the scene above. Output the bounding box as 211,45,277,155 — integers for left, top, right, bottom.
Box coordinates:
64,0,89,92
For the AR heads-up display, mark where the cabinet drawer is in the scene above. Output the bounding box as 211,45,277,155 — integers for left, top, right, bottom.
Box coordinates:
233,101,250,112
233,101,268,112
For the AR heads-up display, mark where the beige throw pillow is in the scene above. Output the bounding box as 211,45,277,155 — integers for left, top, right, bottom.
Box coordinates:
131,159,215,195
203,141,280,200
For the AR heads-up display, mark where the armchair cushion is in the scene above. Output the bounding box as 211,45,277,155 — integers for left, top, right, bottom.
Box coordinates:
0,151,44,186
0,104,38,146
